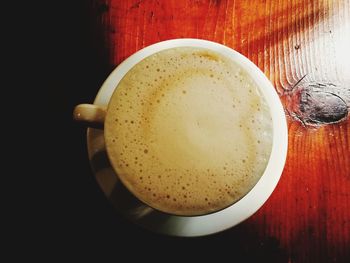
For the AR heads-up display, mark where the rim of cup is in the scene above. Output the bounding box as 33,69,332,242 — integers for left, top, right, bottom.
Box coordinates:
93,38,288,230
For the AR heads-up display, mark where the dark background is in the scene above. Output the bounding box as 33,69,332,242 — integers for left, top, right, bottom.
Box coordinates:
26,0,350,262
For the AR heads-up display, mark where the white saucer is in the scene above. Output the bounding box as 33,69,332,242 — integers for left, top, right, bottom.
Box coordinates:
87,39,288,237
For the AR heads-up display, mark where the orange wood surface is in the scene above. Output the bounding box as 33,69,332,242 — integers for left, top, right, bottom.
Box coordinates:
89,0,350,261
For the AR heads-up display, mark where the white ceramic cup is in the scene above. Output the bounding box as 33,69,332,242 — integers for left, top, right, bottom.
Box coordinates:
74,39,288,236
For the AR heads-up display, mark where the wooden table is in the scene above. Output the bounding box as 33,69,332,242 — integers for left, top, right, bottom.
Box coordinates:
85,0,350,261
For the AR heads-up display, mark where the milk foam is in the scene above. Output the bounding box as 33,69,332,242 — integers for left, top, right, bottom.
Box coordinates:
105,47,273,215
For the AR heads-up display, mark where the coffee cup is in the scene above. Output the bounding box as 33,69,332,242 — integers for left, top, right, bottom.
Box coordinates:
74,39,287,231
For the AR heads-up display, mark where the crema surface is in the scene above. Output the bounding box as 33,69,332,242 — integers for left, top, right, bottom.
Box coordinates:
105,47,273,216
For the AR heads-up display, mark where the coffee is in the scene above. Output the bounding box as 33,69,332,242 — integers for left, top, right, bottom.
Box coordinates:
105,47,273,216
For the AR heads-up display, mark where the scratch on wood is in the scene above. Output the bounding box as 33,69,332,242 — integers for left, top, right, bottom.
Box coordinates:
290,74,308,92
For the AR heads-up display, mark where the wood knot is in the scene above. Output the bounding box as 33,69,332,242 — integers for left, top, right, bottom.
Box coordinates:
299,90,348,124
284,78,349,126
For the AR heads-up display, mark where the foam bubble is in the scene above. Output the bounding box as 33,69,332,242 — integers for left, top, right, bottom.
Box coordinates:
105,47,273,216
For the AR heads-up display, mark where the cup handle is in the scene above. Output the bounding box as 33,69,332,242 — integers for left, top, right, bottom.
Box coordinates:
73,104,107,129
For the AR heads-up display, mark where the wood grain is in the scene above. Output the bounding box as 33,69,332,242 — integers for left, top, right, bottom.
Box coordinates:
91,0,350,261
